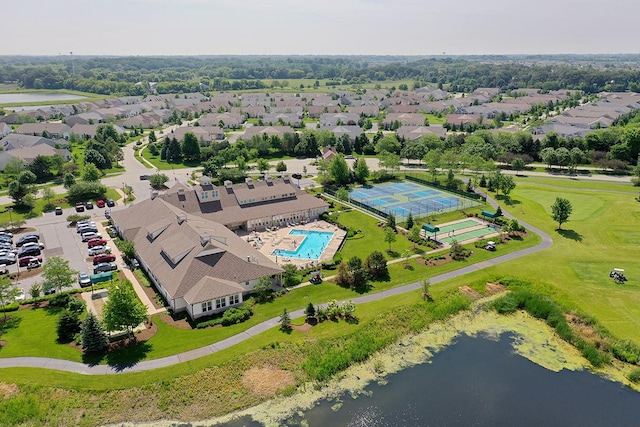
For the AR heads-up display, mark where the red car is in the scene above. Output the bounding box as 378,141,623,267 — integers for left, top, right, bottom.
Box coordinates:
87,239,107,248
96,199,105,208
93,253,116,265
19,255,42,267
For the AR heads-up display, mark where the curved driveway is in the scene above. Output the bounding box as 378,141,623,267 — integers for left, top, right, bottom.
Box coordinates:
0,195,552,375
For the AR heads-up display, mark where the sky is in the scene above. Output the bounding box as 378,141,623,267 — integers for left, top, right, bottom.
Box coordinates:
3,0,639,56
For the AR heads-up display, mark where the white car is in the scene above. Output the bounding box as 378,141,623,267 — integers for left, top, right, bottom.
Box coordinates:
88,245,111,256
81,232,102,242
21,242,45,250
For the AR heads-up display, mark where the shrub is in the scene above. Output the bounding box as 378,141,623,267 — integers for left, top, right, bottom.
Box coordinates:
66,297,86,314
611,340,640,364
628,369,640,383
195,305,253,329
49,293,72,308
580,343,609,368
67,181,108,204
0,302,19,313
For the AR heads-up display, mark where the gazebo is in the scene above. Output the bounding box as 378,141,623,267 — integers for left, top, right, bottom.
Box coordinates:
422,223,440,241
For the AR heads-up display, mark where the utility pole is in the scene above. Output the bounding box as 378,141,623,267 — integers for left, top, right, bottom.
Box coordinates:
70,51,75,76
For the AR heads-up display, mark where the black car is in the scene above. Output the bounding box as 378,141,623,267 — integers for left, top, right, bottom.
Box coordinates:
0,255,17,265
85,201,94,210
18,246,41,258
75,203,85,212
93,262,118,274
106,199,115,207
16,235,39,247
139,175,150,180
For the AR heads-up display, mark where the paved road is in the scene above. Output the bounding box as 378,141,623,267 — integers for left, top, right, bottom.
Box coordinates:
0,193,552,374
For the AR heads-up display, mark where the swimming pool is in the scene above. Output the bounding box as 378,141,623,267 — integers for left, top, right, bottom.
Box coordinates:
271,230,334,260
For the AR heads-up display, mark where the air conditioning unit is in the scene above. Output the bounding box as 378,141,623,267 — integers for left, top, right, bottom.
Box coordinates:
224,180,233,188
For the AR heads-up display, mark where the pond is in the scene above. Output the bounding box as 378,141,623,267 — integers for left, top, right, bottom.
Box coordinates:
219,333,640,427
0,92,87,104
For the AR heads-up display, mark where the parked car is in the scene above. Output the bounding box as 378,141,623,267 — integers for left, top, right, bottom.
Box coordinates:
0,235,12,244
21,242,44,251
0,251,13,258
78,272,92,288
77,221,96,231
77,225,98,235
106,199,115,207
96,199,105,208
55,206,63,215
93,262,118,274
16,235,39,247
76,220,94,228
81,232,102,242
0,255,17,265
0,232,13,239
0,242,14,250
88,239,107,248
93,253,116,265
139,174,150,180
85,201,94,210
88,245,111,256
17,246,40,258
0,264,7,275
26,260,41,270
19,255,42,267
75,203,85,212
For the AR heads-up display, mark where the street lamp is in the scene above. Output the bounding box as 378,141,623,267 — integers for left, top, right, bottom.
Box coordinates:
7,207,13,231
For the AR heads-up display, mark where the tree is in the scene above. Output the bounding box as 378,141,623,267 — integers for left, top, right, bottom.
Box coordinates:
41,187,55,208
252,276,273,302
347,256,368,289
511,158,525,175
406,211,414,230
409,225,422,249
149,173,169,189
365,251,388,279
304,302,316,318
386,214,396,230
82,163,102,182
336,187,350,202
551,197,573,230
256,158,270,174
3,157,25,177
84,149,109,170
329,155,351,185
0,280,20,321
29,283,42,300
279,307,292,331
118,240,136,261
102,280,148,337
81,311,109,354
42,256,77,293
148,130,157,143
500,174,516,197
167,137,182,162
67,181,107,203
63,173,76,189
29,155,53,180
8,180,32,207
57,310,81,342
181,132,201,161
275,160,287,172
384,227,397,251
282,263,299,288
352,157,370,184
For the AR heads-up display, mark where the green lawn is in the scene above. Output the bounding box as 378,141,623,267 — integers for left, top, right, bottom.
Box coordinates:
140,145,200,170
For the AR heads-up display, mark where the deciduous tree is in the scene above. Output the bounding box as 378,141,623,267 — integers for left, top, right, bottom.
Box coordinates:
551,197,573,230
42,256,77,293
102,280,148,337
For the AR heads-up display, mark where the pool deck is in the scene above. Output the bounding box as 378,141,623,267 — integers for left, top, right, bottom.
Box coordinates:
240,220,346,269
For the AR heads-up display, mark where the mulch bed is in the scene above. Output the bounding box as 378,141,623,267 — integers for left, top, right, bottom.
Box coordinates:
157,313,192,330
140,284,166,311
416,253,455,267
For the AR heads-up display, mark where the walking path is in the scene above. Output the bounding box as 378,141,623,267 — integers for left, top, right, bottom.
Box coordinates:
0,195,552,375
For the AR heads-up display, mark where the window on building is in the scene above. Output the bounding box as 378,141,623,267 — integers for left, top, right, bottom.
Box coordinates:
229,294,240,305
215,298,227,309
201,301,213,312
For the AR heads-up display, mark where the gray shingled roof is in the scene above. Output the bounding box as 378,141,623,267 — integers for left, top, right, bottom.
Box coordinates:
110,198,282,304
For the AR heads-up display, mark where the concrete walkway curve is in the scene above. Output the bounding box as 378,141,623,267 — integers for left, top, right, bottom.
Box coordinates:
0,196,552,375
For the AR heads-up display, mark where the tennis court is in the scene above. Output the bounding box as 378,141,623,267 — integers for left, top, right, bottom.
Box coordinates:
347,180,481,221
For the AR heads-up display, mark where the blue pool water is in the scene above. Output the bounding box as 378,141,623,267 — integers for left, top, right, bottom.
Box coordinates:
271,230,334,260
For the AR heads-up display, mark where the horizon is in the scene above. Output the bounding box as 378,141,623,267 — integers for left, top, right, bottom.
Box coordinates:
4,0,638,56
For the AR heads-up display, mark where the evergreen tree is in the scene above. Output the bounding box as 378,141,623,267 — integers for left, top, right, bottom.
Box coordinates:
279,307,292,331
304,302,316,318
406,211,414,230
479,174,487,187
57,310,81,342
167,137,182,162
81,311,109,354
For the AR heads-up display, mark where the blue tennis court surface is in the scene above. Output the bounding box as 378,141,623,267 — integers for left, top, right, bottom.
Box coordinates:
347,180,481,220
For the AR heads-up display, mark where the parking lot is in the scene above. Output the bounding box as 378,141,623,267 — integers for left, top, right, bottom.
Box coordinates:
11,205,122,296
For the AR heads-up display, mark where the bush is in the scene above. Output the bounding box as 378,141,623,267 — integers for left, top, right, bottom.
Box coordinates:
49,293,72,308
57,310,81,342
196,305,253,329
0,302,19,313
628,369,640,383
67,181,108,204
66,297,86,315
611,340,640,364
580,343,609,368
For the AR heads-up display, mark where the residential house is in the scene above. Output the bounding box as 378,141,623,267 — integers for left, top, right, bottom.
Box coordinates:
15,123,71,139
242,126,295,140
383,113,425,127
110,196,283,320
321,146,338,162
0,122,10,138
0,134,70,170
319,113,359,127
70,124,125,139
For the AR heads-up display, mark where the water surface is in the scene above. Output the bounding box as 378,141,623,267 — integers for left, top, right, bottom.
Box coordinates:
0,92,86,104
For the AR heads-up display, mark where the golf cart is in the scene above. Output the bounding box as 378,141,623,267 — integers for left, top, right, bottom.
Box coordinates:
610,268,627,284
